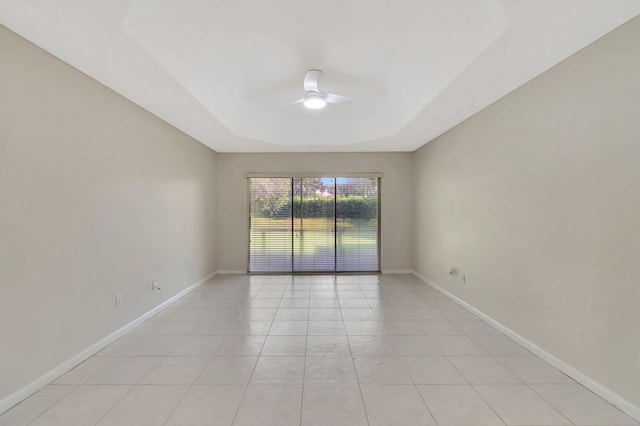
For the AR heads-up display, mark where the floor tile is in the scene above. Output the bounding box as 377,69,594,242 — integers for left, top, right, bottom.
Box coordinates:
53,357,115,384
307,320,346,335
250,299,281,308
309,298,340,308
401,356,467,384
366,298,395,308
449,356,521,384
190,321,235,336
310,290,337,299
238,308,277,321
86,357,162,384
425,298,460,309
430,335,487,355
141,356,209,384
30,385,132,426
229,320,273,335
452,320,503,336
170,335,225,356
94,335,141,357
275,308,309,321
165,384,245,426
269,320,308,335
471,335,531,356
171,308,214,321
531,384,639,425
340,309,377,320
301,384,367,426
405,308,443,320
380,320,424,335
417,384,504,425
97,384,188,425
251,356,305,384
389,335,441,356
437,307,478,320
125,335,183,356
306,335,351,355
338,299,370,308
304,356,357,383
0,385,77,426
197,356,258,384
344,321,385,335
127,320,164,336
279,298,310,308
475,384,570,425
257,290,285,298
416,320,464,335
152,320,199,335
234,384,302,426
282,290,310,299
353,356,412,384
216,336,266,356
375,308,414,320
361,384,436,426
309,308,342,321
495,356,574,384
262,335,307,355
349,336,396,356
338,294,365,302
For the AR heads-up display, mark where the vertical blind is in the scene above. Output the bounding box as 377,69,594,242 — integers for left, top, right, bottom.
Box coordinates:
248,176,380,273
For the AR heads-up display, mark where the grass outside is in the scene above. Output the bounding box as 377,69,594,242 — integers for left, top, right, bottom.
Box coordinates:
250,217,377,255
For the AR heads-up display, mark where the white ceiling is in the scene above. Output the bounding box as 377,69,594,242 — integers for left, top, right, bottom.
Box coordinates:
1,1,639,152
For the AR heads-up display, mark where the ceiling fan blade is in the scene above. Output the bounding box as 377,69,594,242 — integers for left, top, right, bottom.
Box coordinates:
289,97,306,104
304,69,322,93
325,93,353,104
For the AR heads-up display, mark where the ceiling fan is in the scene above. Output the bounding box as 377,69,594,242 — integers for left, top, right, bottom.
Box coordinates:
292,69,353,109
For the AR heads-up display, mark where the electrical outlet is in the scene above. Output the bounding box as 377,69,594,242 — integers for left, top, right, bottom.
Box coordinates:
115,294,122,307
448,267,456,276
460,274,466,283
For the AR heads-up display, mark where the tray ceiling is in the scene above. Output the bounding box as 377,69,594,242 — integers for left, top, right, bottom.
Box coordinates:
1,1,639,152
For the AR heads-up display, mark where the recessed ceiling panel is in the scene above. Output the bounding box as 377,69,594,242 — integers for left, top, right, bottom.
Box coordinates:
122,0,508,146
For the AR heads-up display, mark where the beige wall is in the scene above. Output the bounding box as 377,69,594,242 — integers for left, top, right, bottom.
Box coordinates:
215,153,413,272
0,26,217,402
413,17,640,407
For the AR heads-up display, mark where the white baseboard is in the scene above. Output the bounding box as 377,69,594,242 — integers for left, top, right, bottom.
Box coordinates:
0,270,216,416
216,270,413,275
410,270,640,422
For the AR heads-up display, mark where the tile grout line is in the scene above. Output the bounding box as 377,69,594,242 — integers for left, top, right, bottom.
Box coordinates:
163,279,236,425
229,278,270,426
344,294,372,426
523,383,580,425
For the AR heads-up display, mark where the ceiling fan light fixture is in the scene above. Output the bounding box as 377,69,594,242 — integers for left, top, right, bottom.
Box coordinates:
304,93,326,109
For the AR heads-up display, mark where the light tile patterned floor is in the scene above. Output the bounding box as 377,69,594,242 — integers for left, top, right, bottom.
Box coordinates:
1,274,637,425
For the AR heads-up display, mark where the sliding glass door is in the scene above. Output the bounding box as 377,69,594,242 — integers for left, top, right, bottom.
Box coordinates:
249,176,380,273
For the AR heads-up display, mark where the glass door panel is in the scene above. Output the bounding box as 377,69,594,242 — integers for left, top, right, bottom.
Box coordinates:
293,177,336,272
249,178,293,272
336,177,380,272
